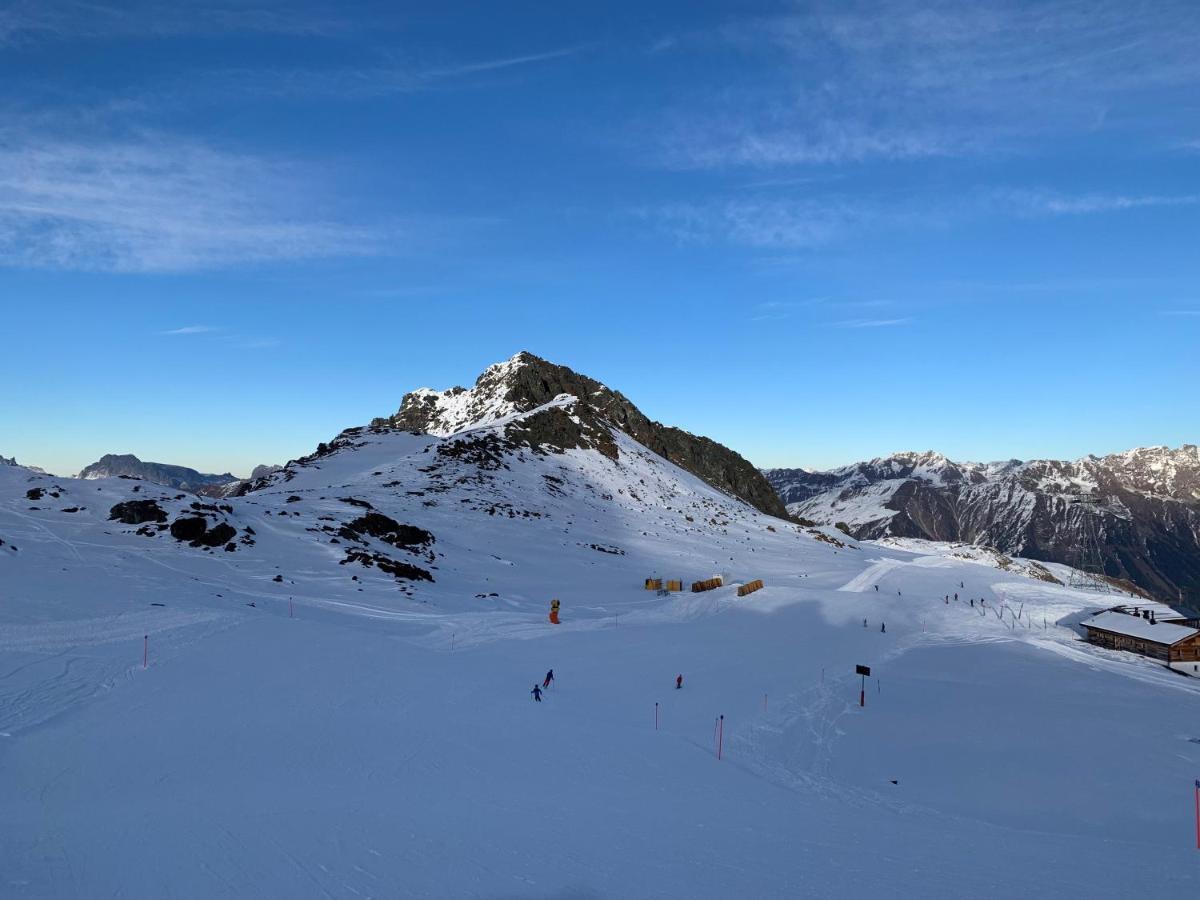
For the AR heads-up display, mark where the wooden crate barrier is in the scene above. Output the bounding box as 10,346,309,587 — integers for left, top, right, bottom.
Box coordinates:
666,580,683,592
737,579,764,597
645,578,662,590
691,576,723,593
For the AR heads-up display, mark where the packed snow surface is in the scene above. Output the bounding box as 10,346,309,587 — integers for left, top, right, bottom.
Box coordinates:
2,421,1199,898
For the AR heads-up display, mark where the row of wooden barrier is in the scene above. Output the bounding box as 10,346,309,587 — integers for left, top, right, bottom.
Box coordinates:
646,576,764,595
645,579,685,591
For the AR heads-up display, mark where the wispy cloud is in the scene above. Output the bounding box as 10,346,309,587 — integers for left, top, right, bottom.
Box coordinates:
750,299,825,322
0,130,398,272
996,189,1200,216
655,1,1200,169
176,45,587,103
1161,309,1200,317
648,183,1199,253
831,317,911,328
157,324,280,349
421,46,586,80
0,1,345,45
651,197,888,249
162,325,219,335
648,194,940,250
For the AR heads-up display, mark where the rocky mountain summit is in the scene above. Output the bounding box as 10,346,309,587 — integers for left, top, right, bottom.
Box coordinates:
765,446,1200,603
374,351,787,518
78,454,239,493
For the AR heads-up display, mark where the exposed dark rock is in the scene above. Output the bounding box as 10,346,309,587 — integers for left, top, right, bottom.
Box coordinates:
345,513,434,550
26,488,43,501
109,500,168,525
169,517,208,542
339,549,433,582
198,523,237,548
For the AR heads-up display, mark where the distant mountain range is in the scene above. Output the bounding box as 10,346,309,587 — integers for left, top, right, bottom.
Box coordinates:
765,447,1200,603
71,455,282,496
12,355,1197,607
78,454,238,493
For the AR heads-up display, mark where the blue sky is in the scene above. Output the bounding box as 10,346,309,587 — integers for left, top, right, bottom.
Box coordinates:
1,0,1198,477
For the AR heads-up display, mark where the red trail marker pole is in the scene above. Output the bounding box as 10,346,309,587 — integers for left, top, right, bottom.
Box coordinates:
143,634,148,669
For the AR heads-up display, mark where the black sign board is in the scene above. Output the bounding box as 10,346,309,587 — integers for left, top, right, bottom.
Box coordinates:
855,664,871,676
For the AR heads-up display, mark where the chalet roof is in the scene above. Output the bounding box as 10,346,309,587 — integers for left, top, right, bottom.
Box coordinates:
1111,601,1192,623
1083,611,1200,646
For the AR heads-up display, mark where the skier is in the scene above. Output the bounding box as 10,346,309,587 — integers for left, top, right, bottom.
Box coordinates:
970,598,975,607
881,622,886,633
675,674,683,690
874,584,879,592
863,618,868,628
543,669,554,689
531,684,543,702
954,592,958,602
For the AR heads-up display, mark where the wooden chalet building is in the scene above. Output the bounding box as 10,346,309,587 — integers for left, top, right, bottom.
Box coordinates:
1082,611,1200,663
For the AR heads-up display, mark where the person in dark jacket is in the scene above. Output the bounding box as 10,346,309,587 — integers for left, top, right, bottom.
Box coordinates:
543,669,554,689
531,685,542,702
675,674,683,690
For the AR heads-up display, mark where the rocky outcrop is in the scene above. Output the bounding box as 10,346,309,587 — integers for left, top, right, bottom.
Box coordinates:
380,352,787,518
109,500,168,525
765,446,1200,603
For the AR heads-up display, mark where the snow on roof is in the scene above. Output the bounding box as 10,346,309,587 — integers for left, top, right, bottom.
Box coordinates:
1083,611,1199,645
1110,601,1191,622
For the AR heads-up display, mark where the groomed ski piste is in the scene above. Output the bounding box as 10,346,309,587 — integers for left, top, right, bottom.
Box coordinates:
2,404,1199,898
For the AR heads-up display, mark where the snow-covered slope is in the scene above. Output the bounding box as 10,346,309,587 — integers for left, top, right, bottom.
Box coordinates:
766,446,1200,604
3,364,1200,897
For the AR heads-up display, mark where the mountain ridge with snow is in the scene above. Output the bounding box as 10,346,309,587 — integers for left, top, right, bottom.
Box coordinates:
766,444,1200,603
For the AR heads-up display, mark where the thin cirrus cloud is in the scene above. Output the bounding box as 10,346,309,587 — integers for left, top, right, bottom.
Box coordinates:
181,45,589,102
995,189,1200,216
0,0,345,45
830,317,911,329
162,325,219,335
0,132,395,273
159,325,279,349
650,186,1198,251
655,1,1200,170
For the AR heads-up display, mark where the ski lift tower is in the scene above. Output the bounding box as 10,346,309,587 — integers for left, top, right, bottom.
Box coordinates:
1067,494,1110,592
